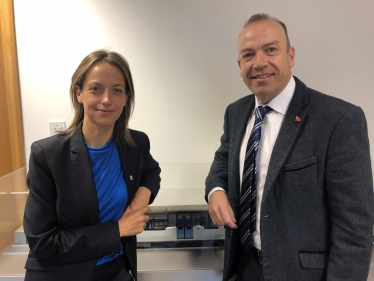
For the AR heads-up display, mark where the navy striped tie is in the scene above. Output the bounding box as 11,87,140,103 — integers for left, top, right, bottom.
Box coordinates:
239,105,273,252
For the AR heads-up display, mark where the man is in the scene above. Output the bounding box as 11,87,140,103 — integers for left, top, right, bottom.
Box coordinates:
205,13,373,281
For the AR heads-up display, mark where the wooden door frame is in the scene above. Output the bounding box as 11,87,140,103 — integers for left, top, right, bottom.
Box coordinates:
0,0,25,177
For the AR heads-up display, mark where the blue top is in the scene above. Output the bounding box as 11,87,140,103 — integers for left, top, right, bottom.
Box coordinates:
87,136,128,266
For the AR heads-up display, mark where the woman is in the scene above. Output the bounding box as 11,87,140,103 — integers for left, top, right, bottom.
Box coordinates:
23,49,160,281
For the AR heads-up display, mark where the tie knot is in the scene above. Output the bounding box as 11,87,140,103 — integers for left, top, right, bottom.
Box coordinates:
255,106,273,120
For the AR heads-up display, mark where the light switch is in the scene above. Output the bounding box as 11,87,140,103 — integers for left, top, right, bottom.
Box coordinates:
49,121,66,136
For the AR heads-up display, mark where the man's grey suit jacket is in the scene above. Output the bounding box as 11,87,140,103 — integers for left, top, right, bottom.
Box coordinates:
205,76,373,281
24,127,160,281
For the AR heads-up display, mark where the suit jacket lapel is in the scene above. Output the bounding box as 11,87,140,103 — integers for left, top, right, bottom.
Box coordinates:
231,96,256,202
262,77,309,203
70,127,100,225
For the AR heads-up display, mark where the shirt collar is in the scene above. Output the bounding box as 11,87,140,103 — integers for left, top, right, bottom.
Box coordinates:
254,76,295,115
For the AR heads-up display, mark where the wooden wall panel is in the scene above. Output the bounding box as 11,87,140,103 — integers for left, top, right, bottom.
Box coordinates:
0,0,25,177
0,0,27,253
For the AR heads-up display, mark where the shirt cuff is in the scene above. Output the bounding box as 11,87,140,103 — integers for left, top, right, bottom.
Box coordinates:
207,187,227,201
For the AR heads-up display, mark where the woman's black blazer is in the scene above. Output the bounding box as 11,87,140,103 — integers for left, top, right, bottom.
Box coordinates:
23,127,161,281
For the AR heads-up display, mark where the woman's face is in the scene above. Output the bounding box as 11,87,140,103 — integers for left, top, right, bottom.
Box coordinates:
75,61,128,132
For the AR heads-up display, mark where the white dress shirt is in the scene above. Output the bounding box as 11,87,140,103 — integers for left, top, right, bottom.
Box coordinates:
208,76,295,250
240,77,295,249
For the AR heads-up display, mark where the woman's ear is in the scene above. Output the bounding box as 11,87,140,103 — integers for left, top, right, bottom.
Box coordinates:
75,85,82,103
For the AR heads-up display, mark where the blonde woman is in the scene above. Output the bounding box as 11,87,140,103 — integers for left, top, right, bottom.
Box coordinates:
24,50,160,281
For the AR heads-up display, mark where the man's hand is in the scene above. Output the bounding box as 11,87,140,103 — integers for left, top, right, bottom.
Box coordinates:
129,186,152,212
118,205,150,237
208,190,237,229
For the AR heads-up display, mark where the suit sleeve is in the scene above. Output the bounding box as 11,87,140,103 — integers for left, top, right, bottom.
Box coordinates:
137,133,161,204
205,105,231,201
24,142,121,265
325,106,374,280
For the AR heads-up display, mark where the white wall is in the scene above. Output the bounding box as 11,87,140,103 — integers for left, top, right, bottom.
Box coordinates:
14,0,374,176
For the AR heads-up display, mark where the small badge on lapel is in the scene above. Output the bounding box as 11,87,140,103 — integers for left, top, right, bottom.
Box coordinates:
295,116,301,122
130,175,133,181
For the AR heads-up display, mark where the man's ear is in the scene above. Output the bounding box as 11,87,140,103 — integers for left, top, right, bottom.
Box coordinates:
288,46,295,68
238,59,243,77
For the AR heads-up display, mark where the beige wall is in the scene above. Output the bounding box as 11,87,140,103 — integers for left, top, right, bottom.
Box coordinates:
14,1,374,173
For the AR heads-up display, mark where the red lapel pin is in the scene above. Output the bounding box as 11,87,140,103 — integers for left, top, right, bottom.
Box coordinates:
295,116,301,122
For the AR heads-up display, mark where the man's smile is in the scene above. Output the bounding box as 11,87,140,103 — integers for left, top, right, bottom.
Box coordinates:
252,74,273,79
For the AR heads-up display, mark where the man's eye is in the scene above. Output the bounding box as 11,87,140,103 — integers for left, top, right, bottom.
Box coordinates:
242,53,253,59
267,47,276,52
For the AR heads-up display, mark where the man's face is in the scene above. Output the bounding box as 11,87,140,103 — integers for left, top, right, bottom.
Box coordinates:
237,20,295,103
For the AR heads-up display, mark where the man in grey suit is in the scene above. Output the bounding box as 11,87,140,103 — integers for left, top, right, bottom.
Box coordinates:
205,13,373,281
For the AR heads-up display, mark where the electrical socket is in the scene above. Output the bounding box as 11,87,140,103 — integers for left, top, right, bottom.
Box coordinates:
49,121,66,136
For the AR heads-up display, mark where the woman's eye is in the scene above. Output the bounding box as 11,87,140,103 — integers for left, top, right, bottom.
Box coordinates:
90,86,100,91
114,88,123,94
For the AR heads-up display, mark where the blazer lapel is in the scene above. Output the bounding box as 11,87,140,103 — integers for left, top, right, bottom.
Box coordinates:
262,77,309,203
231,96,256,202
118,146,137,206
70,127,100,225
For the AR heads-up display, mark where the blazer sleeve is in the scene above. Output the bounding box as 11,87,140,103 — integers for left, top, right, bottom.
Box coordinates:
325,106,374,280
24,142,121,265
136,132,161,204
205,105,231,201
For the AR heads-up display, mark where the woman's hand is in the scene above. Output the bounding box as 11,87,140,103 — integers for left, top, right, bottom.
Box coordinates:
128,186,152,211
118,205,150,237
118,186,152,237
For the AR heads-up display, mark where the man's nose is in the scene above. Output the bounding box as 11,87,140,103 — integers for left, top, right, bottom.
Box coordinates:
253,52,267,70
